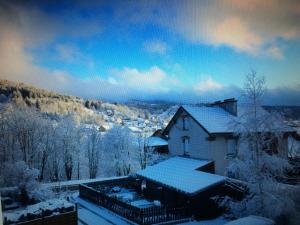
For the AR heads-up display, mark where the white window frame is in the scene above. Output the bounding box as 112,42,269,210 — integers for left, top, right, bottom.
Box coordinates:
182,136,190,156
227,139,237,157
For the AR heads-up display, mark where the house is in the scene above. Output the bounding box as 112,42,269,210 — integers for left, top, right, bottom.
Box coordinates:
135,156,240,219
146,129,168,153
136,157,224,199
162,98,295,175
136,157,226,219
146,136,168,153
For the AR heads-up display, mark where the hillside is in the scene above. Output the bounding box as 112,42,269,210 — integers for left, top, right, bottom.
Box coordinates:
0,79,97,113
1,79,299,133
0,80,175,131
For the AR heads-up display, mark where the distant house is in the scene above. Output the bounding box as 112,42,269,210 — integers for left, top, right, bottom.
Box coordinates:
146,136,168,153
162,98,295,175
146,129,168,153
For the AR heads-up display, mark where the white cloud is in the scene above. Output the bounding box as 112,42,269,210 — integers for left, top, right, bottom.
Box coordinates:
115,0,300,58
0,22,177,100
194,78,224,94
208,17,262,54
56,44,82,63
0,1,103,48
110,66,170,93
172,0,300,57
55,43,96,67
0,1,299,104
108,77,117,85
266,46,284,59
0,16,174,99
144,40,167,55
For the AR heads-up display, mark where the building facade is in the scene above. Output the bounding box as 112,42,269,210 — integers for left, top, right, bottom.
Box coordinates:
163,98,293,175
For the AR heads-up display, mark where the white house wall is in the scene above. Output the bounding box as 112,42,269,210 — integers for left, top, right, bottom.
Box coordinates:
168,111,211,159
168,111,231,175
210,137,230,175
167,109,291,176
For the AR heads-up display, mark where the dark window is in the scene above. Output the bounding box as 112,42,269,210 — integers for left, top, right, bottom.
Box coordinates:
227,139,237,157
183,116,188,130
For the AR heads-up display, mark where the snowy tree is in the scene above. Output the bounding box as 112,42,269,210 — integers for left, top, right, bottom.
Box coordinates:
222,71,294,220
57,115,80,180
0,104,16,165
1,161,53,203
36,118,57,181
0,105,54,174
86,128,102,179
5,106,44,167
137,129,160,169
0,104,91,183
137,130,149,170
103,125,138,176
47,137,63,182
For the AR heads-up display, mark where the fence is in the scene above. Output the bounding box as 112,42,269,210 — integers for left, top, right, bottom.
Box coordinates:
5,210,77,225
79,183,191,225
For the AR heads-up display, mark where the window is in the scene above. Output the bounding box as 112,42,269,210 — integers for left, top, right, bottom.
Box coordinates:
262,136,278,154
183,116,188,130
227,139,237,157
182,136,190,156
141,179,147,191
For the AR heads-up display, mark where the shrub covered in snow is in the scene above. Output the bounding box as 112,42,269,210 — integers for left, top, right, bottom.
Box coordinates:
3,198,75,224
1,161,53,203
220,72,296,221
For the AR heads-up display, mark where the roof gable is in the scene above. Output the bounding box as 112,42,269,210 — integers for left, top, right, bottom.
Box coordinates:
163,104,295,135
163,106,211,135
183,105,235,134
163,105,234,135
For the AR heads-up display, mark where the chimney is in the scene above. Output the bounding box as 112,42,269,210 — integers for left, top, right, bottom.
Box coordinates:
210,98,237,116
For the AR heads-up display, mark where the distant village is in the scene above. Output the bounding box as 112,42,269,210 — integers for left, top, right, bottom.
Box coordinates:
1,80,300,225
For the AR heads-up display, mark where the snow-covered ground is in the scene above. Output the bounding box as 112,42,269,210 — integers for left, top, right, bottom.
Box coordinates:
130,199,154,208
43,176,127,189
77,197,134,225
78,206,114,225
77,196,229,225
181,217,229,225
3,198,74,224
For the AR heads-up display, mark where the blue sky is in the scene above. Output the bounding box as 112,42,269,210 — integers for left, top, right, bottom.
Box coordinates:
0,0,300,104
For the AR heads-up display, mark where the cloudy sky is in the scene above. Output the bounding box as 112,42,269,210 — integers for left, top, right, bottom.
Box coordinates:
0,0,300,104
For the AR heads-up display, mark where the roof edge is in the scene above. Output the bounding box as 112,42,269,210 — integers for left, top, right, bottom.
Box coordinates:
163,106,212,136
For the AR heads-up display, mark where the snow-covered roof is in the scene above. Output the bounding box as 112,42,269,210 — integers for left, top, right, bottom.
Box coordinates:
128,126,142,133
136,157,226,195
181,105,294,134
224,216,274,225
147,136,168,147
183,105,235,133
